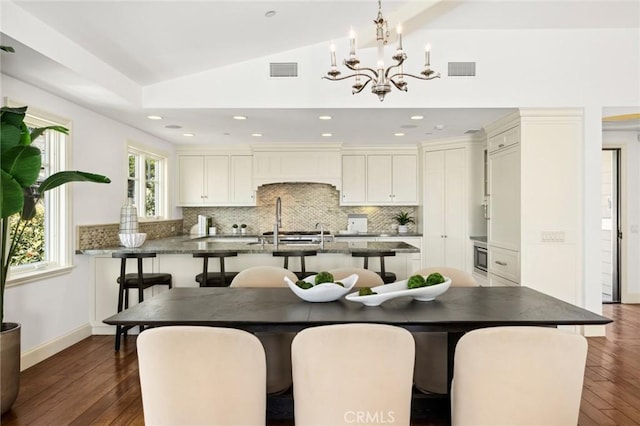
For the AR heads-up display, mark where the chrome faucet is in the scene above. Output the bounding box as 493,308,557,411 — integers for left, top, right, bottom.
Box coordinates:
274,197,282,246
315,222,325,249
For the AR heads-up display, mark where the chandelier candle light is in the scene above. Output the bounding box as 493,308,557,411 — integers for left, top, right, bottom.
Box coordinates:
324,0,440,101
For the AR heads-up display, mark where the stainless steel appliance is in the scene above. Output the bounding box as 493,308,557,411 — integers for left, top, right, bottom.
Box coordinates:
473,240,488,275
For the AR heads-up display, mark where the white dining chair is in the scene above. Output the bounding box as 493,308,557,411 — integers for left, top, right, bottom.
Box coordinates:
137,326,266,426
412,266,478,394
451,326,588,426
292,323,415,426
230,265,298,394
328,267,384,288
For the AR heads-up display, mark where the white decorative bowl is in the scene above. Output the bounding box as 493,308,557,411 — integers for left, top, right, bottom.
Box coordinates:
284,274,358,302
119,232,147,248
345,276,451,307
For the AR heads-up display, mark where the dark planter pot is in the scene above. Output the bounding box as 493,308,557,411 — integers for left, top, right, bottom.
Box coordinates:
1,322,21,415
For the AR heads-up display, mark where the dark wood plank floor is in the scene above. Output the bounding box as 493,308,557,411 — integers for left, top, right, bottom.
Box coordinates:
2,304,638,426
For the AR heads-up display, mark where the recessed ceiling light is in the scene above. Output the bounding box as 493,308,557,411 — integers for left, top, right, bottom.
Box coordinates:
318,115,332,120
322,133,333,137
147,115,163,120
394,132,405,137
251,133,263,137
223,132,231,136
410,115,424,120
264,10,276,18
233,115,247,120
165,124,182,129
183,133,195,137
435,124,445,130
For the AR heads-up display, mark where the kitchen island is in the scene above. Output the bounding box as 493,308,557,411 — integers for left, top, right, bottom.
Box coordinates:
82,234,421,334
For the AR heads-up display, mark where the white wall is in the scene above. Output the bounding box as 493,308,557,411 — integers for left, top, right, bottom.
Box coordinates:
1,75,178,366
603,130,640,302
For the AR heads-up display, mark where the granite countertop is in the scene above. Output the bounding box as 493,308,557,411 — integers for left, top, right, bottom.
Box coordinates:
78,234,420,255
334,232,423,237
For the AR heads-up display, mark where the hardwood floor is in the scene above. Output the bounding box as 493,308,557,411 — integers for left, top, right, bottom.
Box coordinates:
2,304,638,426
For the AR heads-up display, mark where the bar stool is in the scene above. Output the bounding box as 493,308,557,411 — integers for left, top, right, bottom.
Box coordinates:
193,251,239,287
272,250,318,279
112,252,172,351
351,251,397,283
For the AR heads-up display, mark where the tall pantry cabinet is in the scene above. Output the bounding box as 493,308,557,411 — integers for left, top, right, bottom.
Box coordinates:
422,140,486,271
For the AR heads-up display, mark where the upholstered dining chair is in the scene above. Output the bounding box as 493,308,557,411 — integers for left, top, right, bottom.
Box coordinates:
137,326,266,426
328,267,384,288
230,266,298,394
451,326,588,426
292,323,415,426
412,266,478,394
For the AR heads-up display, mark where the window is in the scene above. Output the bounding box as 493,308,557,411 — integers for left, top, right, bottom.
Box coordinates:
127,146,167,219
8,109,72,283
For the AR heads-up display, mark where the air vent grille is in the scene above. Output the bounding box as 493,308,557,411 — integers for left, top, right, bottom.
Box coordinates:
448,62,476,77
270,62,298,77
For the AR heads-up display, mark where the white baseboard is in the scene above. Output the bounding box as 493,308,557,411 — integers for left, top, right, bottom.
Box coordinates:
21,324,92,371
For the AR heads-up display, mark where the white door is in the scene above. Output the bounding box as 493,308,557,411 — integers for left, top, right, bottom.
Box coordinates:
204,156,230,204
178,156,205,205
341,155,366,204
392,155,418,204
424,151,446,267
367,155,393,204
444,149,466,269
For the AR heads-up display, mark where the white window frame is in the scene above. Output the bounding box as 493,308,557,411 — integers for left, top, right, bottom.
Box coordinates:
127,144,168,220
6,105,74,286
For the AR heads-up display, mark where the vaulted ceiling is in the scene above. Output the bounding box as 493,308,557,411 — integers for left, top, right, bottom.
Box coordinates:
1,1,638,146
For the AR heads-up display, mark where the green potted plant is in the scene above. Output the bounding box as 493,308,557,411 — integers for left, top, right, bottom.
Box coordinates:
0,105,111,414
393,211,415,234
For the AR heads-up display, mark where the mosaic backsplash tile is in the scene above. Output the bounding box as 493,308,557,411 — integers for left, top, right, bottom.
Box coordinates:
77,219,183,250
182,183,417,235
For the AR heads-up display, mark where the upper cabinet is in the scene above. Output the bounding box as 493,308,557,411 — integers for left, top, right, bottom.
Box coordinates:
341,150,418,206
178,154,255,206
252,147,341,188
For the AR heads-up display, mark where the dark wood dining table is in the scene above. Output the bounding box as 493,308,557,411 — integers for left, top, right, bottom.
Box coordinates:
104,286,611,419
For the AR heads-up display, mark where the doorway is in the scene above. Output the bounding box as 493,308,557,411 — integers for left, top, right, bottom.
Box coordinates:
601,148,621,303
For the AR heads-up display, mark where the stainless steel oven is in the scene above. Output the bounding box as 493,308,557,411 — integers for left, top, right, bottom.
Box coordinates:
473,242,488,275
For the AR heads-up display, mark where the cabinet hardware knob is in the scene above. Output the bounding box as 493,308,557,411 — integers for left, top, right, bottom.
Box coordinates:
498,143,504,148
495,260,507,266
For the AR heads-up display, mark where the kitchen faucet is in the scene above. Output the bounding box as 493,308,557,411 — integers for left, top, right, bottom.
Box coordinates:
274,197,282,246
315,222,325,249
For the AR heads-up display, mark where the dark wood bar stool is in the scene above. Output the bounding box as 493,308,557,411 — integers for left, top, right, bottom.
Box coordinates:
272,250,318,279
112,252,172,351
351,251,397,283
193,251,239,287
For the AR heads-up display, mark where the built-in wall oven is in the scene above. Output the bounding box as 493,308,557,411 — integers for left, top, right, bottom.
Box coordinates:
473,241,488,275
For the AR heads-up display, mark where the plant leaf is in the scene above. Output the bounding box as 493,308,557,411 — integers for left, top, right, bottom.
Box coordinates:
1,145,42,187
38,171,111,193
0,169,25,218
0,106,26,128
30,125,68,142
0,123,22,151
0,46,15,53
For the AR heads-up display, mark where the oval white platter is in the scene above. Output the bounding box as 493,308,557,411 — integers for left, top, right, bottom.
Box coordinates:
345,276,451,307
284,274,358,302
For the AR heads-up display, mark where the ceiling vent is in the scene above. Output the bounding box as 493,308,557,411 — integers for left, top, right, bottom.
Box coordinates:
270,62,298,77
448,62,476,77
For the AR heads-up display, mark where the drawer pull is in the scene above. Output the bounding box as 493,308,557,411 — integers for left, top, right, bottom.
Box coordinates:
495,260,507,266
498,143,505,148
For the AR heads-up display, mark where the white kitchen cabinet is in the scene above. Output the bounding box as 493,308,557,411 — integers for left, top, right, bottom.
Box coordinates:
230,155,255,205
252,148,341,188
488,245,520,283
341,155,367,205
366,154,418,205
423,148,467,270
178,154,255,206
178,155,229,206
487,141,521,251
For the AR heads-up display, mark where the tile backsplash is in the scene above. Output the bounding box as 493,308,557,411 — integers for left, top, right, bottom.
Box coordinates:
77,219,183,250
182,183,417,235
